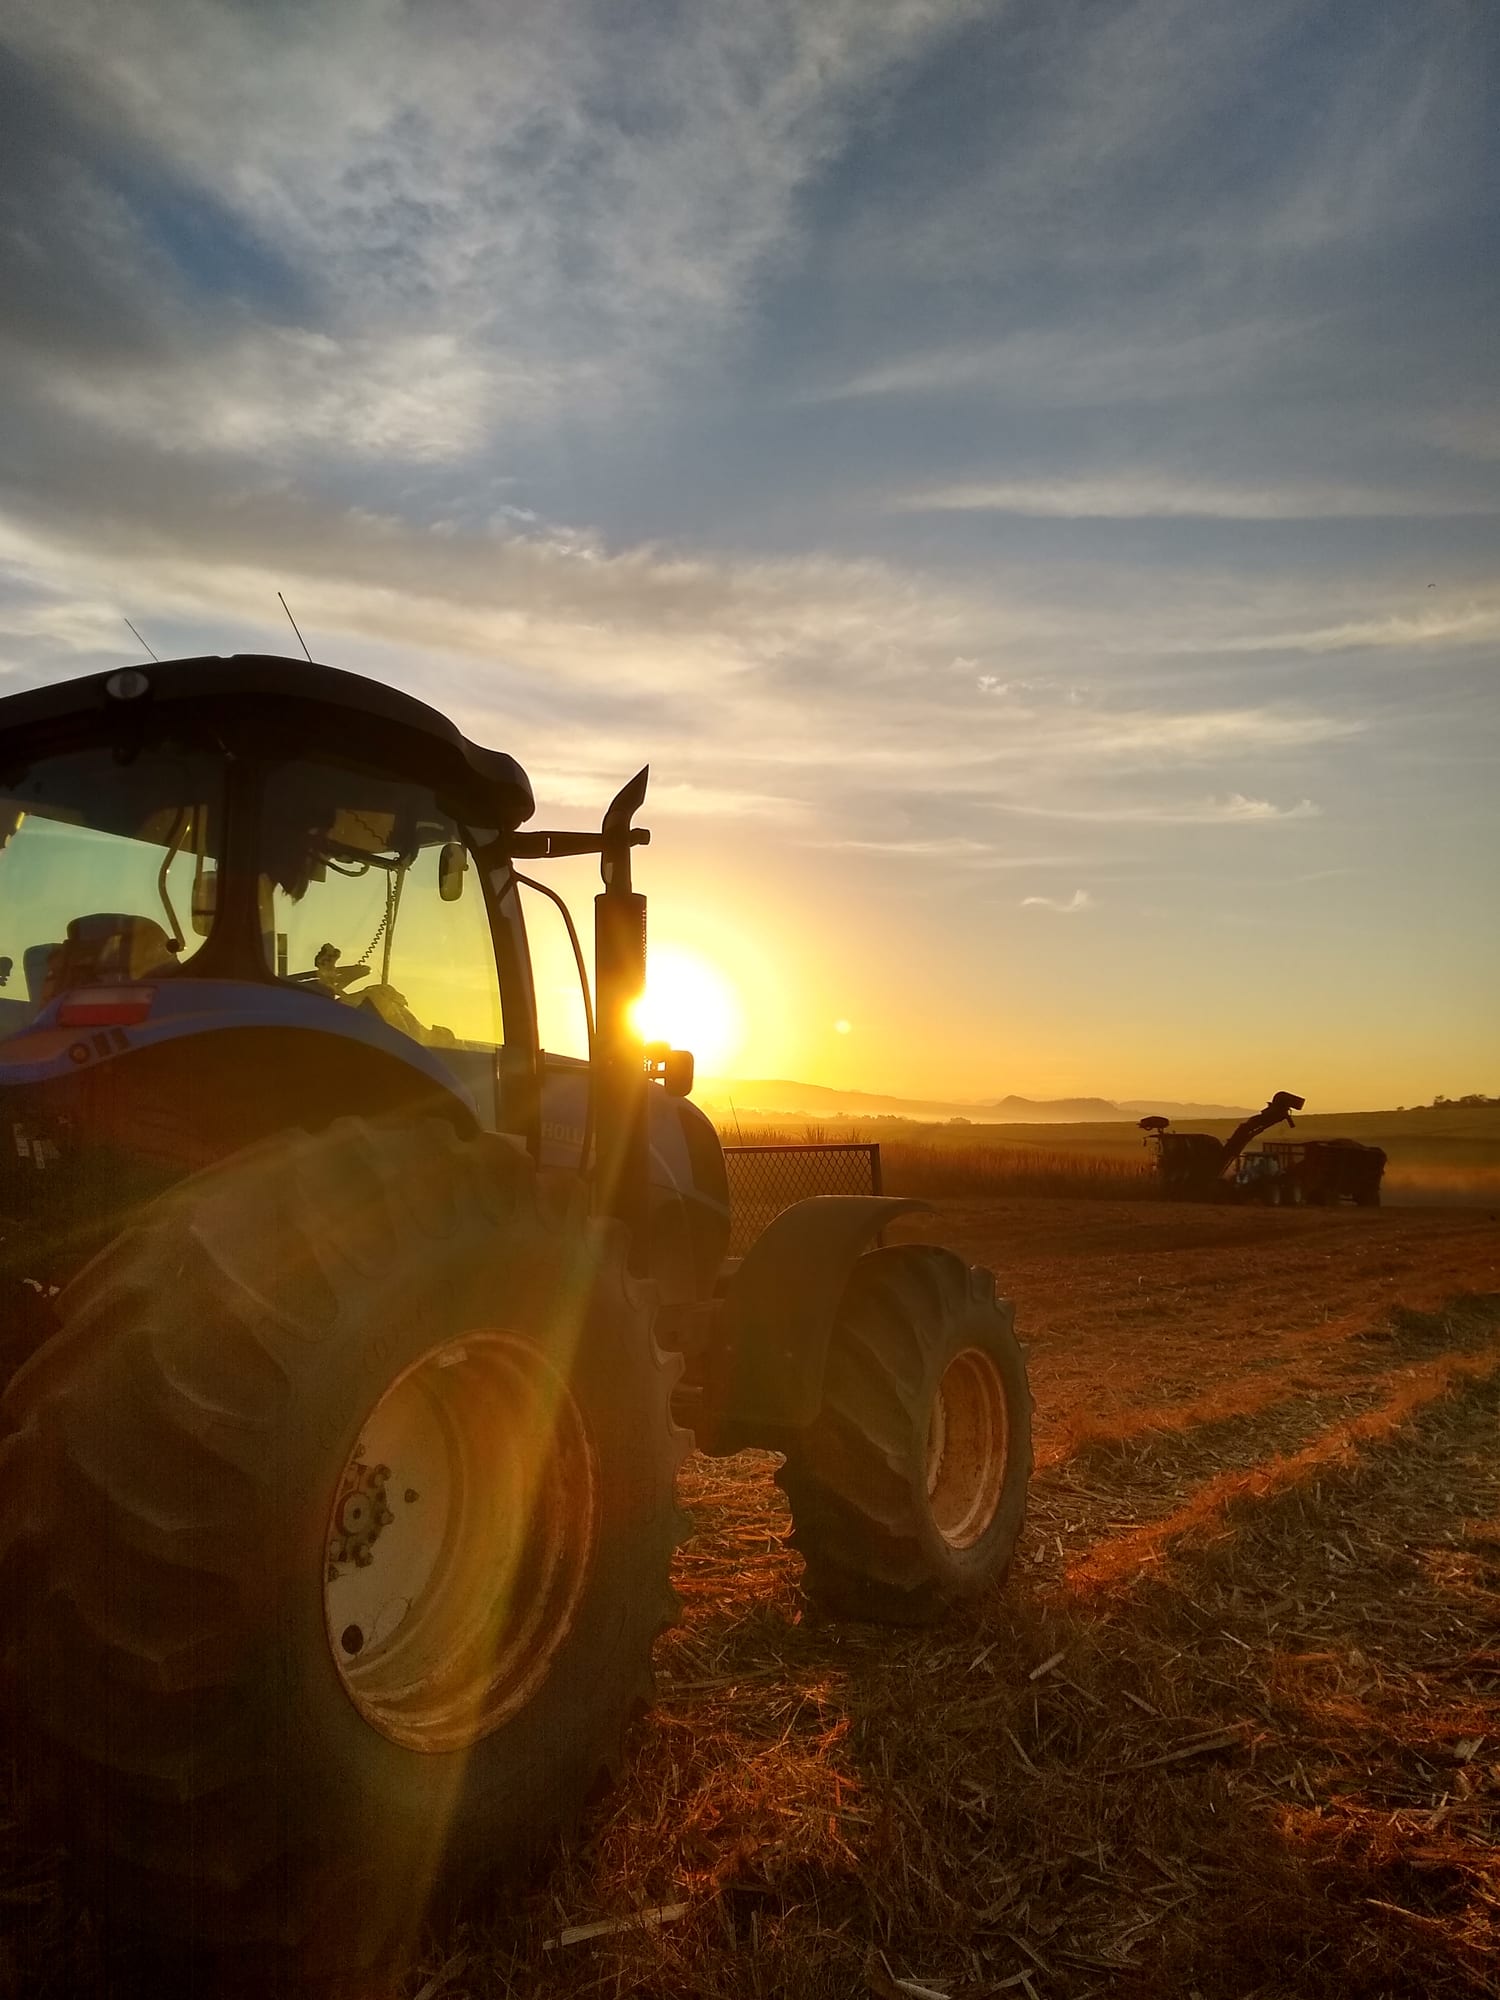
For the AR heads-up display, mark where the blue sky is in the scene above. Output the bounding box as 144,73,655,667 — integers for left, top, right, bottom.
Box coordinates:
0,0,1495,1105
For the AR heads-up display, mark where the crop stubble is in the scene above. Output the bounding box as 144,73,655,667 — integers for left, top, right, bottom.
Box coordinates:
3,1201,1497,1997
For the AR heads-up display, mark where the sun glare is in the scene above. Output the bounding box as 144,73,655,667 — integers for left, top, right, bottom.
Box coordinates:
632,944,743,1073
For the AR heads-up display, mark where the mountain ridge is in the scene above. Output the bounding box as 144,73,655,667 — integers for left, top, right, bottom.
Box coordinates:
696,1077,1255,1124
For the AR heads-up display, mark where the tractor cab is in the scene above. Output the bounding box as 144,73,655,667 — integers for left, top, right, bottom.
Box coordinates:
0,658,533,1118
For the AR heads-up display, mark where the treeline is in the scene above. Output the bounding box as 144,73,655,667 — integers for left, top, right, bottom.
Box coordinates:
1405,1093,1500,1109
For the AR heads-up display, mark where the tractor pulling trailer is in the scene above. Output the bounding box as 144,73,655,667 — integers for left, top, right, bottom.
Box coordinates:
0,656,1032,1971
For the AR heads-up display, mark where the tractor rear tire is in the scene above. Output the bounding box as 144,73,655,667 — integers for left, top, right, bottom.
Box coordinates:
776,1246,1031,1626
0,1117,685,1975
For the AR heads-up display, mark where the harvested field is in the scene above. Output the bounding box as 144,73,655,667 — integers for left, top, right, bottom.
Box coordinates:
4,1201,1498,1998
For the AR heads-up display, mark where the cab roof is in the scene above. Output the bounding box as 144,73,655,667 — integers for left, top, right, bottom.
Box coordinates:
0,654,536,829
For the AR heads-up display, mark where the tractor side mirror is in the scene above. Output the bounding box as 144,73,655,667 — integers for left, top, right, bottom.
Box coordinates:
645,1042,694,1098
191,868,218,937
438,840,468,902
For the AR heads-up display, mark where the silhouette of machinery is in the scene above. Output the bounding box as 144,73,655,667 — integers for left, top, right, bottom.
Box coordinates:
1139,1092,1386,1207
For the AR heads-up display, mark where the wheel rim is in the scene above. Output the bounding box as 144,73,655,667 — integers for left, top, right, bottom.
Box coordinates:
324,1331,597,1754
924,1346,1008,1550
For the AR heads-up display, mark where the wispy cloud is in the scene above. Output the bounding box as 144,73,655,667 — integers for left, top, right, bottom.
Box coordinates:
1203,605,1500,656
895,475,1493,522
816,835,1079,867
812,316,1321,408
1021,888,1094,913
2,1,971,449
995,795,1322,826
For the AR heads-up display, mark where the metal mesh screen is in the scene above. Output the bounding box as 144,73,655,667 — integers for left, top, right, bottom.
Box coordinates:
721,1142,882,1258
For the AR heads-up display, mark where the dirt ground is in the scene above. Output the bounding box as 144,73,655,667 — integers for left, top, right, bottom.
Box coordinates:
5,1199,1499,1998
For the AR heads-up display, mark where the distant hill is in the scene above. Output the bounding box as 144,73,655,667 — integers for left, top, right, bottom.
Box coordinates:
696,1077,1253,1124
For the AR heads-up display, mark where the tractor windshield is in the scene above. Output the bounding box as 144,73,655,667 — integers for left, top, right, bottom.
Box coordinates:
0,744,224,1038
258,757,502,1052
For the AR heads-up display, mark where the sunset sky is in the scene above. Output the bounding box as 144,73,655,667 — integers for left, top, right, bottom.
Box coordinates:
1,1,1495,1109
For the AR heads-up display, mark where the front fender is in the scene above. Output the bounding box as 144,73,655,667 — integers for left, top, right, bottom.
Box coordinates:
703,1193,928,1448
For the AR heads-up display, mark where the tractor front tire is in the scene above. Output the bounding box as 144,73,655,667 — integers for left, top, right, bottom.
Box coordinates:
0,1118,685,1973
776,1245,1032,1626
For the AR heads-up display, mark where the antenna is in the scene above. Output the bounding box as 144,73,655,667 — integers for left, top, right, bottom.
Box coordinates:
123,618,159,662
277,590,313,662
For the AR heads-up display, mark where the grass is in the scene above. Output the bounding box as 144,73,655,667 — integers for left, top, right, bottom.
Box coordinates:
720,1124,1153,1203
879,1141,1152,1203
719,1109,1500,1207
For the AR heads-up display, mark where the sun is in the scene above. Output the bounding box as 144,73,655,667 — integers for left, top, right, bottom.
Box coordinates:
632,945,743,1073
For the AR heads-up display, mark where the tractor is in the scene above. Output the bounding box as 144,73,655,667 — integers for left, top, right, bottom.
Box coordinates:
0,655,1032,1973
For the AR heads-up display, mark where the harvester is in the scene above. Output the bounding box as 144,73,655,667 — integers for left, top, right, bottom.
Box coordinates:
1140,1091,1385,1206
0,656,1032,1972
1138,1091,1306,1199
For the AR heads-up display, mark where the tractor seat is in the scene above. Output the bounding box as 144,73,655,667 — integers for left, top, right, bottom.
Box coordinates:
24,943,63,1005
56,914,180,989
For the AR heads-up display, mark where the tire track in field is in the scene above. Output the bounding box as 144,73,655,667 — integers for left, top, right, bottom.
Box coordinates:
1032,1288,1500,1473
1061,1299,1500,1594
1023,1388,1388,1588
1008,1343,1500,1997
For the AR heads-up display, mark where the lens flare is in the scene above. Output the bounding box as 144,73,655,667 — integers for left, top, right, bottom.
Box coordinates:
632,944,743,1072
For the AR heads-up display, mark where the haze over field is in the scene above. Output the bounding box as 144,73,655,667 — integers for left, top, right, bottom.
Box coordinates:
698,1078,1256,1123
0,1,1495,1106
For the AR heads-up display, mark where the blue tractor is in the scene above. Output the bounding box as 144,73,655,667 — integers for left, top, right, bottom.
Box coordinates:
0,655,1031,1972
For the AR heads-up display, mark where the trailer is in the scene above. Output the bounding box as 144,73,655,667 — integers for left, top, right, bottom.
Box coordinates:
1246,1137,1386,1207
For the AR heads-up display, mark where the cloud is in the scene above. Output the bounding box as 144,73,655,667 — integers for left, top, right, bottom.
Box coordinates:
894,474,1493,522
0,0,1491,980
47,330,502,463
1021,888,1094,913
812,316,1322,409
995,795,1321,826
816,835,1079,867
0,429,1376,881
1202,605,1500,656
1,1,972,451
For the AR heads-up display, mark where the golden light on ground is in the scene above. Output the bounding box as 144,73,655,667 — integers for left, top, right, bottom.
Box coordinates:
633,944,744,1071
